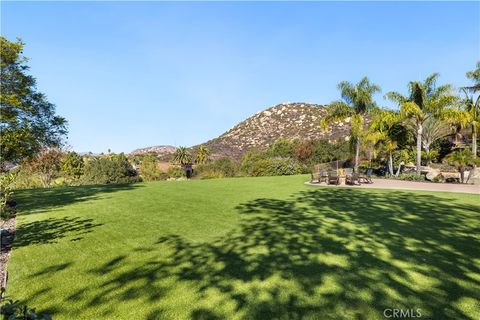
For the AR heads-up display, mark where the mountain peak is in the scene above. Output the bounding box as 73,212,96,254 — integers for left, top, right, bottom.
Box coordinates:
197,102,352,159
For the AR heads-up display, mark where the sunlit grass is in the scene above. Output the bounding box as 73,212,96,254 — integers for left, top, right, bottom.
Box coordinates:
7,175,480,319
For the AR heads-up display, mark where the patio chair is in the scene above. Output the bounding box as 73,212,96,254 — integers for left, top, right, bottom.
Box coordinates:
310,172,320,184
328,171,340,185
359,168,373,184
319,169,329,184
346,172,360,185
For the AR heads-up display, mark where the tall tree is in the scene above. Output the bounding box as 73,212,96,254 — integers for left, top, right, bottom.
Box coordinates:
0,37,67,169
462,62,480,157
61,151,85,181
465,61,480,93
321,77,381,172
26,149,63,188
172,146,192,165
366,109,408,175
421,117,454,165
386,73,457,174
195,145,210,164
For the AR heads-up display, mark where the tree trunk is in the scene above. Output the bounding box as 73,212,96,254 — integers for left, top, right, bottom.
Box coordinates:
354,137,360,173
473,125,477,158
388,152,394,176
424,144,430,166
416,123,423,175
460,169,465,184
395,161,403,176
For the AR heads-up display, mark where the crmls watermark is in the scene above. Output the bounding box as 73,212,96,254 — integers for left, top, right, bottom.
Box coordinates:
383,308,422,318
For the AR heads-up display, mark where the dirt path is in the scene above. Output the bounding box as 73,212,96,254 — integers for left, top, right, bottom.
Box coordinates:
306,179,480,194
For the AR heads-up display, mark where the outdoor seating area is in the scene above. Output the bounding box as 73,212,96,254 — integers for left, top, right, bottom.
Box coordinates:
310,165,373,186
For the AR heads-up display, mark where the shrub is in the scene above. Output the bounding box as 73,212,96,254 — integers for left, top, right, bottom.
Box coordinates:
210,158,237,177
11,164,43,189
62,151,84,181
140,155,164,181
249,158,304,177
1,299,51,320
445,149,478,183
25,149,63,188
432,175,444,183
389,173,426,181
195,158,238,179
268,138,298,158
167,166,184,179
196,169,225,180
82,154,140,184
1,173,17,220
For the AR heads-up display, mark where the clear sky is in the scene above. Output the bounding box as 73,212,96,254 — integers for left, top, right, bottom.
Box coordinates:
1,1,479,153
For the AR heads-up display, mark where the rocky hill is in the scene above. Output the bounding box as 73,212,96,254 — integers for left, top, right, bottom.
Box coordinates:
131,103,359,160
194,102,355,159
130,145,177,157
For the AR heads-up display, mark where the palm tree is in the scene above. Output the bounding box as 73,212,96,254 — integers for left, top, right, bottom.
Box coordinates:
465,61,480,93
460,90,479,158
446,149,477,183
195,145,210,164
321,77,381,173
172,146,192,165
421,117,454,165
367,109,401,175
385,73,457,174
461,62,480,158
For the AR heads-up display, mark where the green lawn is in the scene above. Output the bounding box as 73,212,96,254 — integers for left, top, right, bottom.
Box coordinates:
6,175,480,319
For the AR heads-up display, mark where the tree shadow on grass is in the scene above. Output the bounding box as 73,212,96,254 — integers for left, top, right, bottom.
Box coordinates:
14,216,103,247
13,183,143,215
56,189,480,319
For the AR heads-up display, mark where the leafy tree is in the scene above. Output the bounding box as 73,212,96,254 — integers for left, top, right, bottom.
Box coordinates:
293,141,315,164
386,73,458,174
61,151,84,181
211,157,237,177
321,77,381,172
445,149,478,183
140,155,162,181
0,37,67,168
172,146,192,165
82,153,139,184
195,145,210,164
1,172,17,219
268,138,298,158
26,149,63,187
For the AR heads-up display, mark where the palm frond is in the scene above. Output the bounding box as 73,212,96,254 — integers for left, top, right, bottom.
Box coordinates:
385,91,407,105
320,101,353,132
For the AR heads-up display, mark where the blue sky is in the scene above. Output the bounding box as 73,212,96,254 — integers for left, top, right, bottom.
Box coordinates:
1,1,479,153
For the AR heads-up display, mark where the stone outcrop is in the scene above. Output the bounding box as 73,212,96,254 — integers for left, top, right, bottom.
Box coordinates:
192,102,361,159
130,145,177,157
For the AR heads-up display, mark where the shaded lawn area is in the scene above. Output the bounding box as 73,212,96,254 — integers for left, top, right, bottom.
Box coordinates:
6,175,480,319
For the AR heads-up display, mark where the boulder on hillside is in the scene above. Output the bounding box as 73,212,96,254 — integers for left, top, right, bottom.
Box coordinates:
465,167,480,185
425,168,441,181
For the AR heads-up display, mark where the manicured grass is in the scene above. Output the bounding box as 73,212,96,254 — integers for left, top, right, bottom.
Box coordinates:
7,175,480,319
